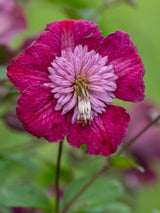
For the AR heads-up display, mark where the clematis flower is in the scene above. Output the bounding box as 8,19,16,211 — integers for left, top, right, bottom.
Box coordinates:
0,0,26,46
124,102,160,185
7,20,145,156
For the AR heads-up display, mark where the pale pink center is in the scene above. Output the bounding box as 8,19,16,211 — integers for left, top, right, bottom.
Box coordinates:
44,45,117,125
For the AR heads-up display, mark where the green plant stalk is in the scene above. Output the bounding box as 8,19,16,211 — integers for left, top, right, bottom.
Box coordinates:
55,141,63,213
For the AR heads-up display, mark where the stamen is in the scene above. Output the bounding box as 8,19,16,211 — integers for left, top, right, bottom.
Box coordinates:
77,94,92,126
74,74,92,125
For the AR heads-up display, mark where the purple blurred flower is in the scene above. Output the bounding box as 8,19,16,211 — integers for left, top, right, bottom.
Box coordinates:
12,208,44,213
0,0,26,46
2,110,25,131
12,207,35,213
124,101,160,186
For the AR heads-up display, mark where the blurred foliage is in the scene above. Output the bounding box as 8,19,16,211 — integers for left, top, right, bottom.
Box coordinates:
110,155,144,172
62,176,131,213
0,184,51,212
1,0,160,213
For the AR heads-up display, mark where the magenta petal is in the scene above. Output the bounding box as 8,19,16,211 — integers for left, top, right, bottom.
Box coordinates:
17,85,69,142
46,20,104,51
7,43,54,92
98,31,145,102
67,105,130,156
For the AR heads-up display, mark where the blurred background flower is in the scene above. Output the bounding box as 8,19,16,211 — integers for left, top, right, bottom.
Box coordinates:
123,101,160,188
0,0,26,46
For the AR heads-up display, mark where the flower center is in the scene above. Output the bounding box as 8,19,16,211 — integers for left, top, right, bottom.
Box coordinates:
74,74,89,97
44,45,117,125
73,74,92,125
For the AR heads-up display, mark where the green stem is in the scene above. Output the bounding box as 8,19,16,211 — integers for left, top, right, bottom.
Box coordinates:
55,141,63,213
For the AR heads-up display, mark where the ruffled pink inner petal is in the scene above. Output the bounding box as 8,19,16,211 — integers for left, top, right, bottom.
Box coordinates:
98,31,145,102
67,105,130,156
17,85,69,142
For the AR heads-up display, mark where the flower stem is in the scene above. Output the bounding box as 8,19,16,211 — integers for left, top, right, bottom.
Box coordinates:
55,141,63,213
60,114,160,213
60,163,110,213
118,113,160,155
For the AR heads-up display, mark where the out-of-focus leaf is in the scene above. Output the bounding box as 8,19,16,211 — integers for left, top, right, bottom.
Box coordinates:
0,66,7,80
56,0,103,9
2,92,19,101
63,8,82,19
36,164,73,187
111,155,145,172
0,154,40,173
62,176,127,212
78,202,131,213
0,184,51,212
0,161,12,185
61,167,74,183
0,204,11,213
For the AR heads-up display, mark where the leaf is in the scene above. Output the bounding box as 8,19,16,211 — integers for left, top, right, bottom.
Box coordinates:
0,154,40,173
79,202,131,213
0,161,12,185
56,0,103,9
0,184,51,212
111,155,145,172
62,176,126,212
0,204,11,213
0,66,7,80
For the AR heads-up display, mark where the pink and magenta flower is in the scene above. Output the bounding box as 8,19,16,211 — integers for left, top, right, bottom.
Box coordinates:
7,20,145,156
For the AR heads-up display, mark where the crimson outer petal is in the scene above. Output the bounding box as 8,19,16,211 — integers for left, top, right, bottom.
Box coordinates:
7,44,54,92
7,20,103,93
67,105,130,156
17,85,69,142
98,31,145,102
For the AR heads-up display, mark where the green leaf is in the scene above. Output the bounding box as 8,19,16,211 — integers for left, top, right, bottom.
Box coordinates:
0,161,12,185
0,66,7,80
0,204,11,213
62,176,126,212
0,184,51,212
2,154,40,173
56,0,103,9
111,155,145,172
79,202,131,213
